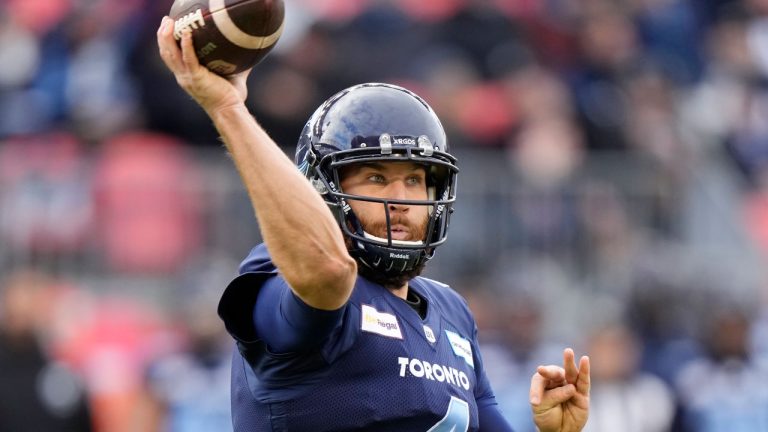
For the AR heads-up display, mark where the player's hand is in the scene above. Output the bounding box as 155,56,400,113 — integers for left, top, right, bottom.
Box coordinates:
157,16,250,115
530,348,590,432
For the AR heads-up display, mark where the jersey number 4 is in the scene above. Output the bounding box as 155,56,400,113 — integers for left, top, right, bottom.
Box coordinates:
427,396,469,432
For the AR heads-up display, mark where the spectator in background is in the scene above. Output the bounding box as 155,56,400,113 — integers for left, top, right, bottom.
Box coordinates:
0,269,93,432
33,0,145,141
132,257,237,432
505,111,585,257
583,322,675,432
631,0,705,85
0,132,92,265
137,286,232,432
47,288,183,432
480,288,565,432
674,303,768,432
752,275,768,365
682,4,767,183
568,0,642,152
246,23,331,151
575,181,663,308
625,255,707,385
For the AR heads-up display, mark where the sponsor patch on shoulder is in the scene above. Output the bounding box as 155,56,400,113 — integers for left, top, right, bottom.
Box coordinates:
445,330,474,368
361,304,403,339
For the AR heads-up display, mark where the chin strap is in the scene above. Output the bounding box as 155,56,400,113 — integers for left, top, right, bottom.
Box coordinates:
352,238,424,275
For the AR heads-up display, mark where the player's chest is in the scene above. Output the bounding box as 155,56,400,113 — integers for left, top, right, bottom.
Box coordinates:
338,297,478,396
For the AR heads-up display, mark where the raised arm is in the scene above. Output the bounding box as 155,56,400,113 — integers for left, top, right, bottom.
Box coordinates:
157,18,356,310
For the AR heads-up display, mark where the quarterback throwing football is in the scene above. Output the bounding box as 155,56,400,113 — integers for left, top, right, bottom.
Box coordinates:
157,17,590,432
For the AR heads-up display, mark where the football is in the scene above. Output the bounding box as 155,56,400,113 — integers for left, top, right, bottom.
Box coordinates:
169,0,285,76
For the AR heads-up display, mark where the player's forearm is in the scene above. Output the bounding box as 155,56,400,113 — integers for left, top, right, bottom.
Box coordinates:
211,105,357,309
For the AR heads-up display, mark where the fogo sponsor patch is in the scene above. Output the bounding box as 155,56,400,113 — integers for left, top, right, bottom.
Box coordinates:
361,304,403,339
445,330,474,368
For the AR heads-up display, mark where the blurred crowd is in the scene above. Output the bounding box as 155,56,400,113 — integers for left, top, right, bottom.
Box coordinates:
3,0,768,431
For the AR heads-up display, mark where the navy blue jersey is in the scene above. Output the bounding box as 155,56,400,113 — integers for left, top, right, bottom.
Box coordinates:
218,244,510,431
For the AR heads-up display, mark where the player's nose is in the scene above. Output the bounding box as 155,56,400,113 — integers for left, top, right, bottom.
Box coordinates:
384,180,409,212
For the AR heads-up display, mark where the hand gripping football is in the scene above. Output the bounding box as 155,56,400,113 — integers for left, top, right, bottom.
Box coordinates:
169,0,285,76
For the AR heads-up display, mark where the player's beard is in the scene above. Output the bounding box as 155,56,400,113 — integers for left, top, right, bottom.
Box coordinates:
350,210,430,290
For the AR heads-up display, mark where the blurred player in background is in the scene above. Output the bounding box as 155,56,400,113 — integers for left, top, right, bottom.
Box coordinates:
157,16,589,432
0,270,93,432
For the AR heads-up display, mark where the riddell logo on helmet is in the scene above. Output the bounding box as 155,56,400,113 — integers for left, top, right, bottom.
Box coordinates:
390,253,409,259
434,189,450,216
393,138,416,145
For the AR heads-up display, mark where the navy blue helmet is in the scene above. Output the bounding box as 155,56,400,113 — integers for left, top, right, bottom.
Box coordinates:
295,83,459,277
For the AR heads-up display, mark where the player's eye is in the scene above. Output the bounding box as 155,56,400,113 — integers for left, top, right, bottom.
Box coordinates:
367,174,385,183
406,175,424,186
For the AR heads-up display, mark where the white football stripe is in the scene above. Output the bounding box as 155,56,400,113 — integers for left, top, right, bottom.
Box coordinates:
209,0,284,50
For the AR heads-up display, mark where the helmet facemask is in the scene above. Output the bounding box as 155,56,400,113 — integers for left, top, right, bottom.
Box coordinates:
307,140,457,287
295,83,459,287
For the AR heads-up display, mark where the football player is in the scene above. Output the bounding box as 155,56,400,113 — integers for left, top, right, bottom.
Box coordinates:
157,17,590,432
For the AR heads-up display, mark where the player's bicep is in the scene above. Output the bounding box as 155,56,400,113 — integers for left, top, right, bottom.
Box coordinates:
254,276,345,353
